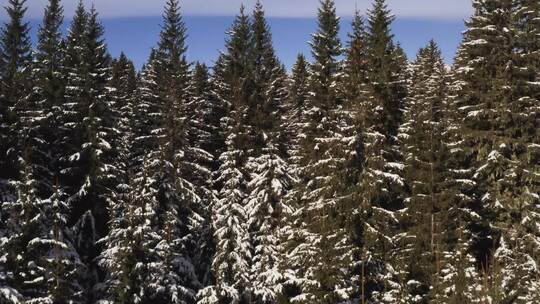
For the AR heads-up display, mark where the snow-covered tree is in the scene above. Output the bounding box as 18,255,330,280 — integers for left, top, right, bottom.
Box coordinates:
60,3,116,298
199,130,252,304
108,53,137,183
247,133,294,303
285,54,310,158
136,0,204,301
0,0,32,188
354,0,408,301
397,41,454,302
18,0,65,201
450,1,540,301
190,62,221,287
281,1,360,302
0,151,85,304
99,169,166,304
197,7,253,304
132,49,161,169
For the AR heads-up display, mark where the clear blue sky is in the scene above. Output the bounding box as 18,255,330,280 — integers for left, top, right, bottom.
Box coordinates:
4,0,471,69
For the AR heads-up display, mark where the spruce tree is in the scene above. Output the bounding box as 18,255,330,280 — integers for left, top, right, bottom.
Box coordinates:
0,151,85,303
0,0,32,185
284,54,310,165
108,53,137,182
450,2,534,301
61,2,116,298
191,62,221,287
277,54,310,302
22,0,65,201
99,170,164,303
342,10,369,113
132,49,161,169
283,1,359,302
355,0,408,301
397,41,460,302
191,62,224,172
140,0,203,301
197,7,253,304
238,3,295,302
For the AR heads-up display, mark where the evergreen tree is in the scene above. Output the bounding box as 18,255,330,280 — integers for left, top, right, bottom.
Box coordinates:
108,53,137,182
397,41,462,302
132,49,161,169
0,0,539,302
277,54,310,302
0,0,32,184
342,10,369,112
197,6,254,303
355,0,408,301
191,62,221,287
191,62,225,172
283,1,359,302
99,170,165,304
22,0,65,201
241,3,294,303
139,0,203,301
198,130,252,304
451,0,513,267
450,2,539,301
0,151,85,303
61,2,115,298
284,54,310,165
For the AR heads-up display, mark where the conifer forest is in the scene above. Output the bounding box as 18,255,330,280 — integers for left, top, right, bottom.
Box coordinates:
0,0,540,302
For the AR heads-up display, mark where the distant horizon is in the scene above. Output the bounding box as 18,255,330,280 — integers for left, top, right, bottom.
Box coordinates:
14,15,466,70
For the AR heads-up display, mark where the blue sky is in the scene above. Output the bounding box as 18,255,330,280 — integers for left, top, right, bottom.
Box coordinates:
3,0,472,69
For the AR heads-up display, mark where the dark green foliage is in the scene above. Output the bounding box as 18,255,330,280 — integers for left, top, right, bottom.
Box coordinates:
20,0,65,200
0,0,32,181
130,1,204,302
191,62,219,287
59,3,115,299
0,0,539,303
281,1,362,303
0,152,85,303
109,53,137,177
352,0,409,302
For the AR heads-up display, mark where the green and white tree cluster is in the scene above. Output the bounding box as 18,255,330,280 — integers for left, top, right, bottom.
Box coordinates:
0,0,539,303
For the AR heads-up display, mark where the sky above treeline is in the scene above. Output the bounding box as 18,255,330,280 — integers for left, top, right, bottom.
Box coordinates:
1,0,473,69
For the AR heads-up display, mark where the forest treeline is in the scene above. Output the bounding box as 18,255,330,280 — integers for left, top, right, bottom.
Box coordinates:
0,0,539,303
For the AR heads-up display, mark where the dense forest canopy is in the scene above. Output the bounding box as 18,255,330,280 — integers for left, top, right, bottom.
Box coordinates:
0,0,539,303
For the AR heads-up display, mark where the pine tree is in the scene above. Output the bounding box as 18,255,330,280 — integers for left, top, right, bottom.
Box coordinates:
61,2,116,299
0,0,32,185
355,0,408,301
197,6,254,304
99,170,165,304
0,150,85,303
282,1,359,302
22,0,65,201
191,62,221,287
397,41,455,302
139,0,203,301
